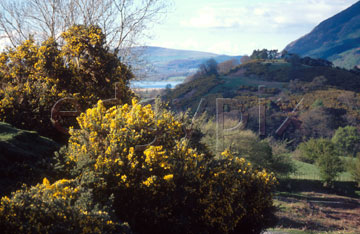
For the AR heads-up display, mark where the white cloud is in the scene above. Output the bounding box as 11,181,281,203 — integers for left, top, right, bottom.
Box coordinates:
181,0,358,32
207,41,238,55
149,0,359,55
254,8,267,16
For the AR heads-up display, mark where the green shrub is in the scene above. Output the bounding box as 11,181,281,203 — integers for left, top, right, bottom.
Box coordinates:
297,138,343,186
349,154,360,187
296,138,321,163
311,99,324,108
332,126,360,157
201,119,295,177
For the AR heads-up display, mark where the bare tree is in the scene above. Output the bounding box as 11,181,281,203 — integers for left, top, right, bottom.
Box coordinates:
0,0,168,62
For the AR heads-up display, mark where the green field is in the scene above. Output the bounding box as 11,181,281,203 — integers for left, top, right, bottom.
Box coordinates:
288,158,354,182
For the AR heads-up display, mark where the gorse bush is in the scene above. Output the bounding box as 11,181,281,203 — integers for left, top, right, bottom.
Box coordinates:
0,178,131,234
0,25,134,139
0,35,279,232
60,25,134,104
53,99,278,234
0,38,68,137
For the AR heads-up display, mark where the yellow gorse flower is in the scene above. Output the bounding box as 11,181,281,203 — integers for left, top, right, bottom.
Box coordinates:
163,174,173,181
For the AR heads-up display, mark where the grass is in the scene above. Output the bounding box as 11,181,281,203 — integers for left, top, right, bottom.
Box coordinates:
288,158,354,182
215,75,286,91
271,154,360,233
0,122,60,196
273,154,360,233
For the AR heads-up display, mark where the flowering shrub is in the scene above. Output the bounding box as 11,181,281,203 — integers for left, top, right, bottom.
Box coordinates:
0,25,134,139
0,38,68,137
60,25,134,105
205,150,278,234
58,99,277,234
0,178,131,234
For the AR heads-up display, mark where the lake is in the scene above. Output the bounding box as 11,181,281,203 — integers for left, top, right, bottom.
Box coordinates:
131,80,183,89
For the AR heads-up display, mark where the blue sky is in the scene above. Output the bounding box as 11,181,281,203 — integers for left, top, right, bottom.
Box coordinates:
147,0,359,55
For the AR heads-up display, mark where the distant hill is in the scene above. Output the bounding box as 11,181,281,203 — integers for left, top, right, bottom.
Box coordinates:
284,1,360,69
132,46,242,80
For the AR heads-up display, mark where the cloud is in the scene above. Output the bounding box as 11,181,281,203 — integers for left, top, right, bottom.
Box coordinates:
181,0,358,32
207,41,239,55
0,37,11,50
150,0,359,55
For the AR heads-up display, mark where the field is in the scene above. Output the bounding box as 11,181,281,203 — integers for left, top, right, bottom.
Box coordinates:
268,154,360,234
287,158,354,182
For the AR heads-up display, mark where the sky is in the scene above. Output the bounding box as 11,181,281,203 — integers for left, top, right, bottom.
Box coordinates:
147,0,359,55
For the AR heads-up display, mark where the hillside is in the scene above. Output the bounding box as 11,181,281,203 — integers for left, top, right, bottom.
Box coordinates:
132,46,242,80
164,59,360,142
0,122,60,196
284,1,360,69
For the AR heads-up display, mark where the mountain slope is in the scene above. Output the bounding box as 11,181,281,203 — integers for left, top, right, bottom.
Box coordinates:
133,46,241,80
137,46,218,64
284,1,360,69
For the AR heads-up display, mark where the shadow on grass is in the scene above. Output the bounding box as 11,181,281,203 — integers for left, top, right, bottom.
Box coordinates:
276,217,332,232
277,178,360,198
276,217,305,229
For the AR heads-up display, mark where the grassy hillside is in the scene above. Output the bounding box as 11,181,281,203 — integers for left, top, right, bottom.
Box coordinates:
0,122,60,196
330,48,360,69
234,60,360,90
166,59,360,111
164,59,360,141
